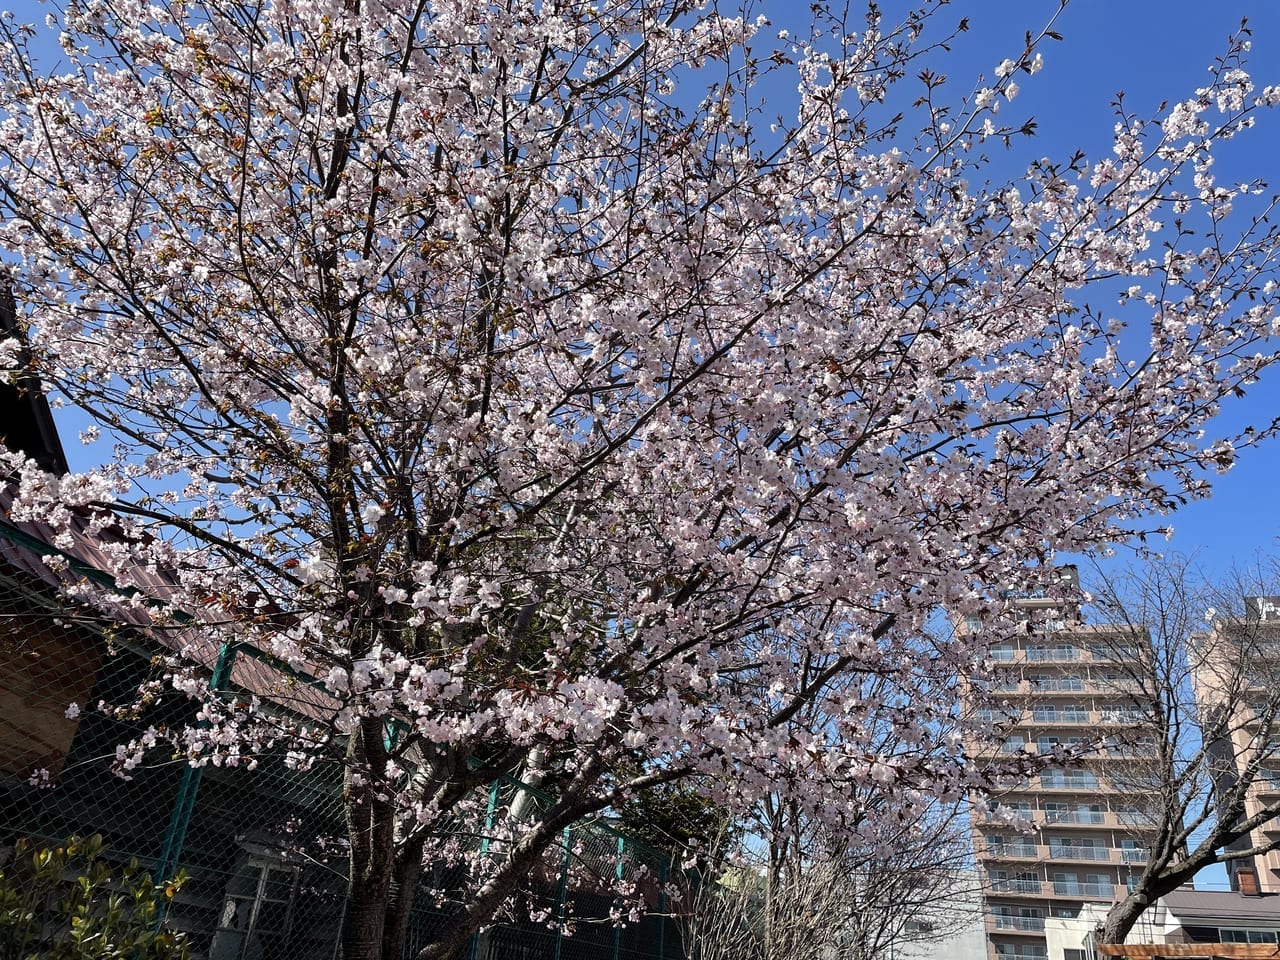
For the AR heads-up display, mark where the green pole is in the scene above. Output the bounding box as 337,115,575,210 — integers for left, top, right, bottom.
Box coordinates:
468,781,502,960
656,859,667,960
553,827,571,960
154,642,235,887
480,779,500,855
613,836,625,960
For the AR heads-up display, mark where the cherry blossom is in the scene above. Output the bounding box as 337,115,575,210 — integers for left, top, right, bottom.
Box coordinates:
2,2,1280,959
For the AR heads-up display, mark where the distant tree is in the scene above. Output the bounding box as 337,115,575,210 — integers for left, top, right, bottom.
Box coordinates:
4,2,1280,958
1085,559,1280,945
714,657,982,960
612,780,732,863
679,803,977,960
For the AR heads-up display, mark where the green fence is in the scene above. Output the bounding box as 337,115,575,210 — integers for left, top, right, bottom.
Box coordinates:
0,537,682,960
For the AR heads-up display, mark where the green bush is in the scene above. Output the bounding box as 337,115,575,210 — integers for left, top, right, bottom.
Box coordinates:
0,834,189,960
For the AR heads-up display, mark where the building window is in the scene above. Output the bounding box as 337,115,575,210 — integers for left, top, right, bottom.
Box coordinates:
209,854,301,960
994,944,1047,959
1092,642,1139,660
1049,837,1107,860
1220,929,1280,944
1033,704,1058,722
1120,839,1148,864
1100,705,1145,724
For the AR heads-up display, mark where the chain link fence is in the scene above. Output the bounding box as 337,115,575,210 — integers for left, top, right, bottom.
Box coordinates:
0,524,683,960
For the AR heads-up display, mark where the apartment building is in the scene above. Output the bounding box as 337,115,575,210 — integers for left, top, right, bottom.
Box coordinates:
964,585,1164,960
1193,596,1280,896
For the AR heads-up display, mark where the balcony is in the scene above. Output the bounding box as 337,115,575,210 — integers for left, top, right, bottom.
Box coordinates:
1044,810,1106,826
1031,713,1092,725
990,879,1043,894
1102,745,1153,759
1053,881,1115,898
1040,776,1101,792
1098,713,1147,726
993,915,1047,932
1121,849,1149,864
1257,773,1280,796
1094,678,1146,694
1027,647,1082,663
987,843,1041,860
1049,845,1111,862
1117,811,1160,828
1091,645,1141,661
1029,678,1087,693
994,953,1051,960
983,803,1036,818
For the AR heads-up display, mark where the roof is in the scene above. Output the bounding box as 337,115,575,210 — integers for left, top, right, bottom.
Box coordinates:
0,486,339,723
0,287,68,476
1161,889,1280,925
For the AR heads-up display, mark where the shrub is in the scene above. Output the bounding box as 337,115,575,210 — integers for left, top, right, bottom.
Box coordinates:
0,834,189,960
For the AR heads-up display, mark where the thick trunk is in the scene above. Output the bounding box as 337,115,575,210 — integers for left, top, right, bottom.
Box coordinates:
383,835,427,960
341,719,397,960
342,874,392,960
1098,891,1152,947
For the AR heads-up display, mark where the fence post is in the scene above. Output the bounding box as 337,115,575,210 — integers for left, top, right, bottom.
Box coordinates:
154,641,235,889
656,859,667,960
553,826,571,960
613,836,625,960
468,780,502,960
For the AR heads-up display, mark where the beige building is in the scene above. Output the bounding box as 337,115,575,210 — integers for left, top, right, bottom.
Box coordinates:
964,584,1165,960
1193,596,1280,895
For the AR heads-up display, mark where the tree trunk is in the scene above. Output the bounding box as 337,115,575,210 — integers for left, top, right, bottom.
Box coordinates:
343,874,392,960
383,835,427,960
341,719,397,960
1097,891,1153,947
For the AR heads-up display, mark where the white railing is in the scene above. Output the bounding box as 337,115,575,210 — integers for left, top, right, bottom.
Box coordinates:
990,879,1043,894
994,915,1046,932
1053,881,1114,898
1045,810,1105,825
1049,845,1110,861
989,844,1040,858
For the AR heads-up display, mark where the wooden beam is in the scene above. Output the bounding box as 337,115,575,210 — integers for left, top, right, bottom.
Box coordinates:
1097,945,1280,958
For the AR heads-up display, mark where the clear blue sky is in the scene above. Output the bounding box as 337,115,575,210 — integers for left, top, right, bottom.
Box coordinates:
932,1,1280,578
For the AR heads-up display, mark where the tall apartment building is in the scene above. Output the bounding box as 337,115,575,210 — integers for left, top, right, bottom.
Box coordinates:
964,584,1164,960
1193,596,1280,896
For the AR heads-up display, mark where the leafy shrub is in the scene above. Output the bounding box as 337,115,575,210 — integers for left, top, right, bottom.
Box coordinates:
0,834,189,960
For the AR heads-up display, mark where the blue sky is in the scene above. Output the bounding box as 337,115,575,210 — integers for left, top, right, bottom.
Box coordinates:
931,1,1280,578
934,1,1280,889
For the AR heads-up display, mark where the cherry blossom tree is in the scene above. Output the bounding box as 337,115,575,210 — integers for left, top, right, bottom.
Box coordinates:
3,1,1280,958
